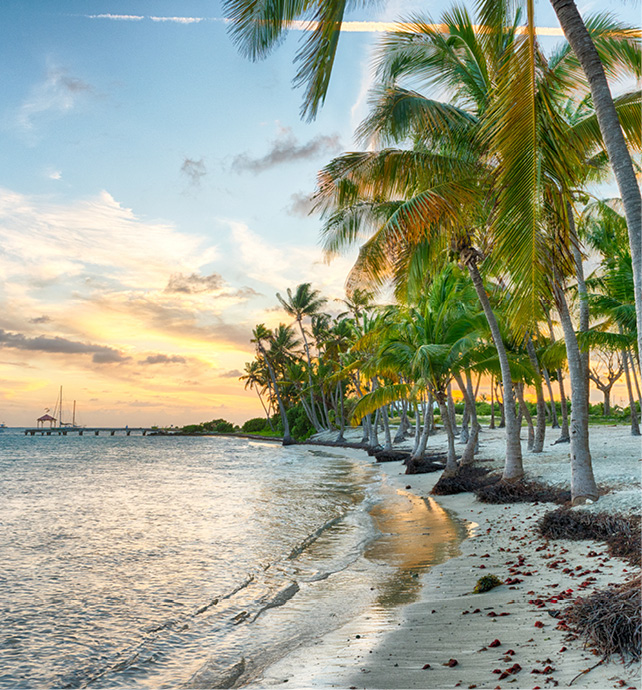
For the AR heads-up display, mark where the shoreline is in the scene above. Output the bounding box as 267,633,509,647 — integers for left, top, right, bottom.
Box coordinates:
247,425,641,689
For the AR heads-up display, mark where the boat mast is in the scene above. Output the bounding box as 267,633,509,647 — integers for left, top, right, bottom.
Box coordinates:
72,400,76,427
60,386,63,426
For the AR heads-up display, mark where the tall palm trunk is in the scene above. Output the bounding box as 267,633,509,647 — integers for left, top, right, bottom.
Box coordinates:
553,279,598,503
569,207,590,403
381,404,393,451
550,0,642,362
297,317,323,432
526,336,546,452
260,345,293,445
454,372,480,466
436,392,458,476
255,388,275,431
465,256,524,481
336,381,346,443
447,383,458,435
516,383,535,450
490,375,496,429
622,345,641,436
544,306,570,442
542,366,559,428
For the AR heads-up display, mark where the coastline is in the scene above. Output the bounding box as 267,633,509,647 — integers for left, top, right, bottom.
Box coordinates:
247,425,641,689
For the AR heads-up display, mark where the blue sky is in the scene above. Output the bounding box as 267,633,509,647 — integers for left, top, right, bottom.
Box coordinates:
0,1,638,426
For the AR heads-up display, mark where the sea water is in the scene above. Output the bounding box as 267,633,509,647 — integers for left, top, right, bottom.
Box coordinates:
0,431,463,688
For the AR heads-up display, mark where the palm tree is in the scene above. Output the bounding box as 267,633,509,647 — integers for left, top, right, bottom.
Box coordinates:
277,283,328,431
223,0,642,364
240,360,275,430
251,324,294,444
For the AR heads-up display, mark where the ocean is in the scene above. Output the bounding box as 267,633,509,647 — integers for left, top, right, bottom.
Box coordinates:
0,430,464,688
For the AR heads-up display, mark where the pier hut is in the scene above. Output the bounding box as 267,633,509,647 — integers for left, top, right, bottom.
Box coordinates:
37,413,56,428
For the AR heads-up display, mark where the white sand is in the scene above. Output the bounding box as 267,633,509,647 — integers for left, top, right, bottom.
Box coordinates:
248,425,641,689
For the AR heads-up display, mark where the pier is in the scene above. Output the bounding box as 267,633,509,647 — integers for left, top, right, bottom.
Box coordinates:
25,427,159,437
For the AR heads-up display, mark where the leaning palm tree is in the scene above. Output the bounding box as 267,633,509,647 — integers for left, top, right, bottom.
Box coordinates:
277,283,328,431
240,359,275,430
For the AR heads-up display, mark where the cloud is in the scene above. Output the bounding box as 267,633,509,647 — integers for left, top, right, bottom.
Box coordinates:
181,157,207,187
29,315,51,324
48,170,62,181
17,62,93,133
165,272,224,294
87,14,144,21
138,354,187,365
219,369,243,378
0,188,218,291
0,329,128,363
231,126,341,174
151,16,204,24
286,191,316,217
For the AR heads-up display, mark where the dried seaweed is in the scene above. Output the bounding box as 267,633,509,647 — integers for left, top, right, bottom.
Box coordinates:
538,509,641,566
475,480,571,505
473,574,503,593
431,465,498,495
565,576,641,662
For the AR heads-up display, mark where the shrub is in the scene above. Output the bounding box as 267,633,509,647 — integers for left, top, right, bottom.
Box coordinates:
202,418,236,433
242,417,269,433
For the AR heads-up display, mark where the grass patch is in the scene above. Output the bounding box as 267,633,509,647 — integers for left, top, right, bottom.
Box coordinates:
431,465,498,495
475,479,571,505
538,509,641,567
565,575,641,662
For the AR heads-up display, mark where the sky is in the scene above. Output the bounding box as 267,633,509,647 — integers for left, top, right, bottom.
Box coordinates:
0,0,639,427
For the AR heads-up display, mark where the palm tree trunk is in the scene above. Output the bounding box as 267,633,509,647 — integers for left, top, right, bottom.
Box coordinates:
260,345,293,445
447,383,458,435
255,388,275,431
569,206,590,403
542,366,559,428
436,393,458,476
455,372,480,465
465,257,524,481
553,279,598,503
622,346,641,436
490,375,496,429
550,0,642,362
336,381,346,443
544,305,570,443
382,404,393,451
630,349,642,422
297,318,323,432
515,383,535,450
526,336,546,452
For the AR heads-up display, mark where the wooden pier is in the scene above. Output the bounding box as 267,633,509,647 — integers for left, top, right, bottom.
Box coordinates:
25,427,159,437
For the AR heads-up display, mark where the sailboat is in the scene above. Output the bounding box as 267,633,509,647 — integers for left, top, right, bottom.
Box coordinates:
54,387,81,428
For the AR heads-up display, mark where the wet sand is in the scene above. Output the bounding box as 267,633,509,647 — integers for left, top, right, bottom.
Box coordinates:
247,426,641,689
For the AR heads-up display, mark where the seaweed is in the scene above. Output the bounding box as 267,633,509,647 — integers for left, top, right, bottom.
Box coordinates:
565,576,641,662
475,480,571,505
431,465,498,495
473,574,503,593
538,509,641,566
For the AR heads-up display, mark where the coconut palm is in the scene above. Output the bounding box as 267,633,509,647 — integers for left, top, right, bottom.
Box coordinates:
277,283,328,431
223,0,642,363
240,359,275,430
251,323,295,444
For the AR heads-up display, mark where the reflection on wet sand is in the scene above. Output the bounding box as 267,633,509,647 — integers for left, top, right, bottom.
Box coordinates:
366,490,467,608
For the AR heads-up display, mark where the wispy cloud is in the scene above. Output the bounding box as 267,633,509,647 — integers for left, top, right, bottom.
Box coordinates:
151,16,204,24
165,272,224,294
86,14,144,21
138,354,187,365
16,62,93,135
286,191,315,217
181,157,207,187
231,126,341,174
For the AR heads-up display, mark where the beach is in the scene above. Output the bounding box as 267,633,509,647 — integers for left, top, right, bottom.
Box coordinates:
248,425,641,689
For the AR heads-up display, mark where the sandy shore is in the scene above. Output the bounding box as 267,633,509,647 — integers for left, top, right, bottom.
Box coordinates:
248,425,641,689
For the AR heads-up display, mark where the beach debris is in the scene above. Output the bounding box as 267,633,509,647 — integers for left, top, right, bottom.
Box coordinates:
473,574,503,593
534,621,545,628
564,575,641,662
422,663,431,669
489,639,501,647
475,479,570,505
443,658,458,667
